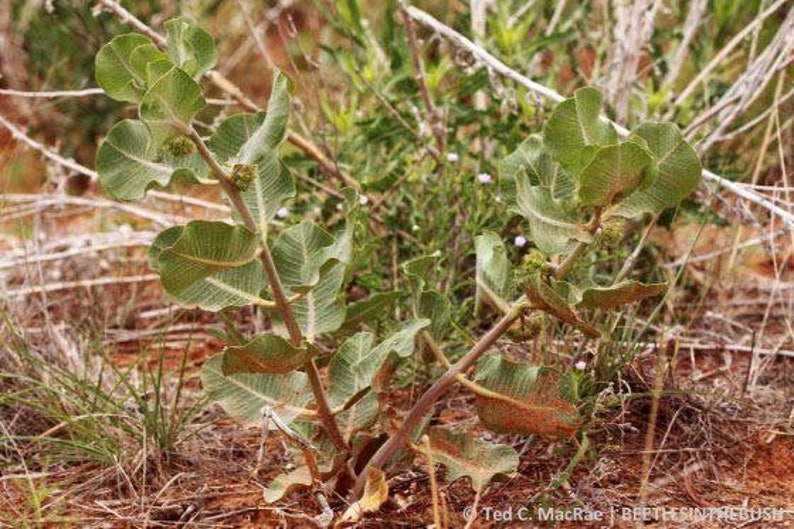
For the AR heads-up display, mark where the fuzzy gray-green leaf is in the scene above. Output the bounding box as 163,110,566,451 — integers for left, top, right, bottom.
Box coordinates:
222,334,316,375
616,122,702,217
577,141,655,207
543,87,617,174
475,232,515,314
151,221,267,311
164,17,216,79
97,119,208,200
95,34,170,103
513,176,591,255
201,354,312,427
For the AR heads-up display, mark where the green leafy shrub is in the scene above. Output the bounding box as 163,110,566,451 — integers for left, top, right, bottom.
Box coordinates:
94,17,700,515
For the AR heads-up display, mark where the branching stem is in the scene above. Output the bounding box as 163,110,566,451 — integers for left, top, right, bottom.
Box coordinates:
185,125,347,452
352,301,530,498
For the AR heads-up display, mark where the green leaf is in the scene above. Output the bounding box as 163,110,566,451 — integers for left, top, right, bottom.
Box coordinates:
150,221,267,311
417,290,452,341
97,119,208,200
523,272,599,338
207,74,295,232
272,221,350,291
280,262,347,342
577,141,655,207
473,353,581,437
208,112,267,162
164,17,217,79
422,427,519,493
402,252,442,294
499,135,574,201
201,354,312,427
139,66,205,144
328,319,430,409
343,291,404,331
513,176,591,255
543,87,617,174
576,281,667,309
222,334,317,375
475,232,515,314
95,34,170,103
616,122,702,217
328,332,376,409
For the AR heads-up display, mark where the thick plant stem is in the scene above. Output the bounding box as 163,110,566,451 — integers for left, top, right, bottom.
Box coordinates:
352,302,528,498
187,126,348,452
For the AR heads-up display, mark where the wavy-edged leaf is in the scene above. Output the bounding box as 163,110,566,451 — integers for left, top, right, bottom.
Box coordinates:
95,34,170,103
543,87,617,174
97,119,208,200
208,111,295,231
576,280,667,309
201,354,312,427
474,353,581,437
139,67,205,144
402,251,442,294
418,290,452,341
328,319,430,409
422,427,518,493
578,141,655,207
222,334,317,375
616,122,702,217
164,17,216,79
523,271,599,338
475,232,515,315
343,291,404,331
513,176,591,255
272,221,350,291
280,262,347,342
328,332,376,409
499,134,574,201
337,391,380,442
209,73,293,232
150,221,267,311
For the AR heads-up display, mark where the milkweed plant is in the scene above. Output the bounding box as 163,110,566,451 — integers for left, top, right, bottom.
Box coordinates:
94,17,701,520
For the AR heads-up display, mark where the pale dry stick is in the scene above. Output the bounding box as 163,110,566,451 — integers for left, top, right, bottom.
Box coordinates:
0,87,104,98
605,0,662,123
690,12,794,151
721,85,794,141
0,194,181,227
663,228,787,268
668,0,789,112
237,0,274,70
420,434,444,529
470,0,490,113
3,273,160,299
637,339,676,514
404,6,794,229
0,115,226,219
726,71,786,273
0,235,155,270
615,214,658,283
545,0,567,36
399,0,446,156
661,0,707,89
184,126,348,452
507,0,537,28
